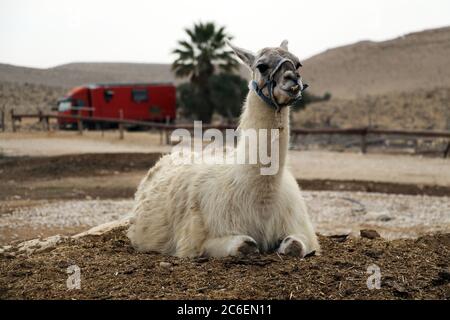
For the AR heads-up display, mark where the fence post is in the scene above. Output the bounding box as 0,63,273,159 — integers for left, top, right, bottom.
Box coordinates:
77,110,83,135
164,117,171,145
292,132,298,146
361,128,367,154
10,109,16,132
45,115,50,132
1,108,4,132
165,128,171,145
444,141,450,159
38,110,44,130
119,109,124,140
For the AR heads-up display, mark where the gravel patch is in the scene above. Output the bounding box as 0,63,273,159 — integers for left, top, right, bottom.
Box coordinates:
1,191,449,245
0,200,133,244
305,191,450,239
0,200,132,230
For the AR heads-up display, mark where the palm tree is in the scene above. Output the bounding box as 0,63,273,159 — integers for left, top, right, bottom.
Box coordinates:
172,22,239,86
172,22,239,123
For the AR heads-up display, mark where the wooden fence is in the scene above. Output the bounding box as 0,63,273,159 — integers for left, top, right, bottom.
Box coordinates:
7,111,450,158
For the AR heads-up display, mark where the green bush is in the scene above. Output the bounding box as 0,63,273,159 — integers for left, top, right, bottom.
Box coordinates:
177,73,248,122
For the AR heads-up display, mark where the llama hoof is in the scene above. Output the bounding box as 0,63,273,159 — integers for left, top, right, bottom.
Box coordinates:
237,239,259,256
278,236,306,258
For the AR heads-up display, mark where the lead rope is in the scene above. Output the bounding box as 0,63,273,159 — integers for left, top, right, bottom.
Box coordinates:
276,108,283,130
250,57,305,113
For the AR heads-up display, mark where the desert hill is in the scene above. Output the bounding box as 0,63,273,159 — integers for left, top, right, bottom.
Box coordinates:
302,26,450,98
0,62,177,89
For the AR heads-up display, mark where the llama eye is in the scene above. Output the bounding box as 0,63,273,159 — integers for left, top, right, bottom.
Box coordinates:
256,64,269,73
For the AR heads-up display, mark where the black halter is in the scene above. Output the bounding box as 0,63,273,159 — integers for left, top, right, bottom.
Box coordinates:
250,58,308,110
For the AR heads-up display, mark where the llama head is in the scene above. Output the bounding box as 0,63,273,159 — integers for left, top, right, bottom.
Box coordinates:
228,40,305,107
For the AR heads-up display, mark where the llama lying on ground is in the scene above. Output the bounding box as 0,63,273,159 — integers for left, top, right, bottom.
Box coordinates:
127,40,320,258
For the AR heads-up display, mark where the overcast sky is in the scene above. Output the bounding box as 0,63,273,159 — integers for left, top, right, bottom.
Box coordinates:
1,0,449,69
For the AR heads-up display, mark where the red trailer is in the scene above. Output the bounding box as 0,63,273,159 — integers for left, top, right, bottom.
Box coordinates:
56,83,176,129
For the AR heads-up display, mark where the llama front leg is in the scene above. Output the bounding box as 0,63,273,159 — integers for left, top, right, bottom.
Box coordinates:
277,235,308,257
277,231,321,258
201,235,259,258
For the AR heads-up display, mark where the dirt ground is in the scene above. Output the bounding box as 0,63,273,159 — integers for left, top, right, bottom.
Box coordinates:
0,227,448,300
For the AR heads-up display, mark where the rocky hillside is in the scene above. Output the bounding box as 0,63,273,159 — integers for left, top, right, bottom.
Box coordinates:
293,87,450,130
0,82,65,113
302,27,450,99
0,62,177,88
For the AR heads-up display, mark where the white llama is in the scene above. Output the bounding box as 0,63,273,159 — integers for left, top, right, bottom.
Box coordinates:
127,40,320,258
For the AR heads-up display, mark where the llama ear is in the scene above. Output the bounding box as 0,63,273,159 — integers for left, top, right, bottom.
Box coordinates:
226,40,255,68
280,40,289,51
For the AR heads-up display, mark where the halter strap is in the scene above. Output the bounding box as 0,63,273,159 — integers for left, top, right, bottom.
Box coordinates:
250,58,307,111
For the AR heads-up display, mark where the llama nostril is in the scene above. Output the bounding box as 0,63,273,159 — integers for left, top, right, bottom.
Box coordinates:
290,84,300,94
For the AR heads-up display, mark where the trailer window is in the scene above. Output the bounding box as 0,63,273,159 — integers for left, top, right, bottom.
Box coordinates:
104,90,114,102
132,89,148,103
57,100,71,112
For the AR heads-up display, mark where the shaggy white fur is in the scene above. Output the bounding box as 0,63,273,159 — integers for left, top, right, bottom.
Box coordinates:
127,42,320,258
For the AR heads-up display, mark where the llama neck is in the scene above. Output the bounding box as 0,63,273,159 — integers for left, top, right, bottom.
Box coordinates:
236,90,290,175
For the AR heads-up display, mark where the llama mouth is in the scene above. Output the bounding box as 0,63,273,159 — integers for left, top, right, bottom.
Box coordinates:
282,88,302,99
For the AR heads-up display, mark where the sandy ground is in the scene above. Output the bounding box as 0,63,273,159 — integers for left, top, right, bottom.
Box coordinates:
1,191,449,245
289,150,450,187
0,131,172,156
1,132,449,187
